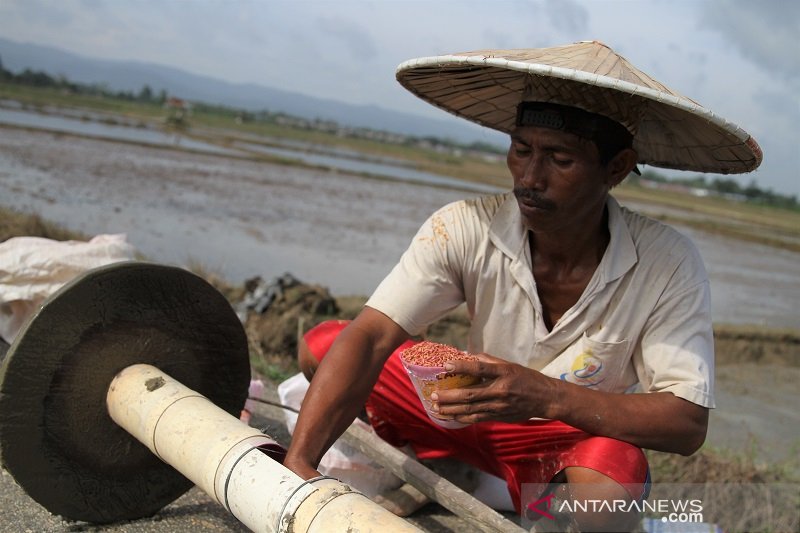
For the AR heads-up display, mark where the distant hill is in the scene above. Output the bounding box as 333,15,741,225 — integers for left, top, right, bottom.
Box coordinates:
0,37,504,146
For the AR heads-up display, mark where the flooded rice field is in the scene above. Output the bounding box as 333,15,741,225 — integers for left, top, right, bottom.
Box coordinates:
0,104,239,155
0,105,498,192
0,125,470,296
1,124,798,330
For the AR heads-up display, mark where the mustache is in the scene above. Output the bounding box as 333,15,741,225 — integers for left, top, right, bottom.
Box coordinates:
512,187,556,210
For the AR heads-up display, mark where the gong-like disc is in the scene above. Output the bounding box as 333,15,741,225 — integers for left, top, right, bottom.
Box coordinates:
0,262,251,523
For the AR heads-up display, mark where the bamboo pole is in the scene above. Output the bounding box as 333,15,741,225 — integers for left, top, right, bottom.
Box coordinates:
339,422,528,533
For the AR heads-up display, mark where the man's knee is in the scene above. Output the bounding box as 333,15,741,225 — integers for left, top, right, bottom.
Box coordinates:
297,336,319,381
297,320,351,381
554,466,640,532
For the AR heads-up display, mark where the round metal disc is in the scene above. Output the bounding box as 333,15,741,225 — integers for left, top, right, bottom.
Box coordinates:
0,262,251,523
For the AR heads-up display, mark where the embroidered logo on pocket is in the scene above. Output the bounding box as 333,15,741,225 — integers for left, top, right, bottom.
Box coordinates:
560,351,606,388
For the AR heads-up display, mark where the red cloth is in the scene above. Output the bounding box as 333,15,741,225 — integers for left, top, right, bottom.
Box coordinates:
303,319,352,359
303,320,649,512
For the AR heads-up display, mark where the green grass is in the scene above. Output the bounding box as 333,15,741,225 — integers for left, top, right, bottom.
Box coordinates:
616,183,800,233
0,83,168,120
615,182,800,252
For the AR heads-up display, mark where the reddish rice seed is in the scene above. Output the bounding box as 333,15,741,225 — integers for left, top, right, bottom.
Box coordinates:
401,340,477,367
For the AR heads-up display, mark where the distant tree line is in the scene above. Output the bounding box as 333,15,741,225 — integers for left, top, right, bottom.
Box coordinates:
0,55,795,210
629,170,797,211
0,55,167,104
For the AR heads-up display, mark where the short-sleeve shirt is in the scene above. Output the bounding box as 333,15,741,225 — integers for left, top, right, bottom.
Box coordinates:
366,192,715,408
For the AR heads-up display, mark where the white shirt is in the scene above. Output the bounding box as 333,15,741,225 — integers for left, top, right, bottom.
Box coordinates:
367,192,715,408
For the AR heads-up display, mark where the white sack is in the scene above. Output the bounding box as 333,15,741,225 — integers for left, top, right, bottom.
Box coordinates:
0,234,137,343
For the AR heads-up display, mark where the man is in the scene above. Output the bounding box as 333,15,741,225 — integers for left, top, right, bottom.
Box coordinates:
284,41,762,530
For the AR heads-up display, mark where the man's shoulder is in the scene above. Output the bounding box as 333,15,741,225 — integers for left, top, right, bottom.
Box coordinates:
616,201,699,255
432,191,511,223
411,192,513,253
613,200,707,285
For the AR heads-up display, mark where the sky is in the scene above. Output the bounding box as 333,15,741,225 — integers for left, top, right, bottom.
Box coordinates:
1,0,798,196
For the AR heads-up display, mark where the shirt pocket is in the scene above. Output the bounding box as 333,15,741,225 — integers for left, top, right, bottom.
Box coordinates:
540,333,631,392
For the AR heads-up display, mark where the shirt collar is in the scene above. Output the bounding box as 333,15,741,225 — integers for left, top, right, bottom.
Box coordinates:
489,193,637,283
603,195,637,282
488,192,527,260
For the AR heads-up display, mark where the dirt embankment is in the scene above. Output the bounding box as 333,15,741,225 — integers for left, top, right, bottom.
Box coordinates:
713,326,799,366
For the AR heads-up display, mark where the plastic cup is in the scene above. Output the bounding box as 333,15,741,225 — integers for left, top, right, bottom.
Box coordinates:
400,358,481,429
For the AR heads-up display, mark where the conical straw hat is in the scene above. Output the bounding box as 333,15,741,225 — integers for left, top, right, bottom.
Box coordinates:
396,41,762,174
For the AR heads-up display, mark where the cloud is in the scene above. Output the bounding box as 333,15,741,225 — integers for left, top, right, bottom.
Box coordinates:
700,0,800,87
314,15,378,62
1,0,71,28
544,0,589,34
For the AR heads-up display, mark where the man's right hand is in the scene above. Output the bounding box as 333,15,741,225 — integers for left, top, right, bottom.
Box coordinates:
282,453,323,480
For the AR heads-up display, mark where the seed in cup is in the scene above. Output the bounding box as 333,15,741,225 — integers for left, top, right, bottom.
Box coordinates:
400,340,478,367
400,341,481,428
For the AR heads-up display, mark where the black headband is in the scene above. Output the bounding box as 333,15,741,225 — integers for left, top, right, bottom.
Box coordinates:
516,102,633,146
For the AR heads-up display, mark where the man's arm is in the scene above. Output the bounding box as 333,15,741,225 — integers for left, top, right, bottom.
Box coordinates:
551,381,708,455
283,307,410,479
431,356,708,456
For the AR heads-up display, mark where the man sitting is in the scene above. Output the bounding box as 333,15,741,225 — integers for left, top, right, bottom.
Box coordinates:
284,41,762,531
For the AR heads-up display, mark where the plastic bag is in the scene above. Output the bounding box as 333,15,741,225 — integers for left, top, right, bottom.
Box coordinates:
0,234,137,343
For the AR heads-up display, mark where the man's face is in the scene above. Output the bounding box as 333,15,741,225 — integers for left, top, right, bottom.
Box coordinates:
507,126,612,233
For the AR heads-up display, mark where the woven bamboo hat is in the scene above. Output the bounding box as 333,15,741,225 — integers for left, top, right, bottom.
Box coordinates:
396,41,762,174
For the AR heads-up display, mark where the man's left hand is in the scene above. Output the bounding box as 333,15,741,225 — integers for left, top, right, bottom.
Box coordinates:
429,353,557,423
